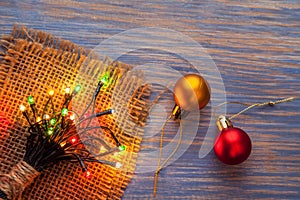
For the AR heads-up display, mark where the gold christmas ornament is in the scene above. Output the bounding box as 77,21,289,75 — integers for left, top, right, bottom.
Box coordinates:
154,73,210,197
172,74,210,118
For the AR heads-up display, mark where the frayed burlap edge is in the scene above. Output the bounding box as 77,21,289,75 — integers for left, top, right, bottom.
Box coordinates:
0,25,150,200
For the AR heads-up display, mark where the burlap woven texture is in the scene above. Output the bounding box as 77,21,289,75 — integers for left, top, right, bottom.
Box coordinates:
0,25,150,200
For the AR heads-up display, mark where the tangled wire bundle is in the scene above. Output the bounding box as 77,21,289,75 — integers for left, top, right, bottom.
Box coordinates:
0,75,125,200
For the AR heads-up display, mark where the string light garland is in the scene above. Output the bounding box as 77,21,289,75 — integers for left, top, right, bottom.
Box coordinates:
0,75,126,200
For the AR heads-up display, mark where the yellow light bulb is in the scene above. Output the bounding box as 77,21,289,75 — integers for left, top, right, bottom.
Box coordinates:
60,141,66,147
19,104,26,112
43,114,50,120
48,89,54,96
36,117,42,122
99,146,105,153
69,114,75,121
65,87,71,94
115,162,122,169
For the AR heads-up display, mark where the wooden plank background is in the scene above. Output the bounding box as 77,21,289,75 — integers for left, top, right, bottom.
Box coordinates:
0,0,299,199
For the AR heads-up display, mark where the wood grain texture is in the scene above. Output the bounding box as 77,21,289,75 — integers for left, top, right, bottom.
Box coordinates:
0,0,299,199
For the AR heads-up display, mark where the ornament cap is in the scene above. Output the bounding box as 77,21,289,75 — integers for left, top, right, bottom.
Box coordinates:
172,105,181,119
216,115,233,131
171,104,189,120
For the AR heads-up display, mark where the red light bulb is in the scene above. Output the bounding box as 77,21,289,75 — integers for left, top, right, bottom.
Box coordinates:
84,170,92,179
69,136,78,145
214,116,252,165
66,111,76,121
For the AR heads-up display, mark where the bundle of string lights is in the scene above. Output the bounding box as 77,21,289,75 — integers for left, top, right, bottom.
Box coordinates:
0,73,125,200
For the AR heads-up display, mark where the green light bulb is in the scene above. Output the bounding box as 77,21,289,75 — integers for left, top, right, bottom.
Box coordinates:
118,145,126,151
27,96,35,105
100,72,110,85
101,77,108,84
49,118,56,125
74,85,81,93
47,127,54,135
61,108,68,116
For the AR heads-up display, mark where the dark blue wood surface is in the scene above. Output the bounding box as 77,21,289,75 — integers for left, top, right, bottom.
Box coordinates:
1,1,299,199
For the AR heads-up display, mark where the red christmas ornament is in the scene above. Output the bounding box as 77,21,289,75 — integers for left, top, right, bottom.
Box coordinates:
214,115,252,165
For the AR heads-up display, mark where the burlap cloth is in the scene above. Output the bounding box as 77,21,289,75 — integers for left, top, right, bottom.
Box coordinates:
0,25,150,199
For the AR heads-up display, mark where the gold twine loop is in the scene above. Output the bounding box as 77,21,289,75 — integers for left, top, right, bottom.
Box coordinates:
268,101,275,106
153,116,183,198
0,161,40,200
213,97,295,120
